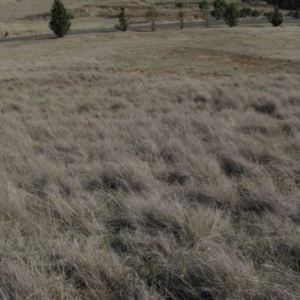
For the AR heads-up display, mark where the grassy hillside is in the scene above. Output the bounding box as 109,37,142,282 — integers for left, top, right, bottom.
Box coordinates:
0,0,279,36
0,27,300,299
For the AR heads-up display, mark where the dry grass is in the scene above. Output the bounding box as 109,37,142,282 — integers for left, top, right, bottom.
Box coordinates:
0,27,300,299
0,0,281,36
0,0,193,35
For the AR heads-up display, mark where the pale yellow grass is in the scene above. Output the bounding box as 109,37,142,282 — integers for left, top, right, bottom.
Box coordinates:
1,27,298,75
109,27,300,76
0,27,300,299
0,17,117,36
0,0,282,36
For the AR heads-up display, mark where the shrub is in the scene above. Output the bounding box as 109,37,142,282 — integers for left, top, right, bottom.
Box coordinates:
268,5,283,26
211,0,228,19
240,7,252,17
115,6,130,31
49,0,71,37
251,9,261,17
176,2,183,8
292,9,300,18
293,0,300,10
199,0,209,10
178,9,185,29
213,0,228,9
211,7,225,19
224,3,240,27
146,4,158,31
66,10,75,19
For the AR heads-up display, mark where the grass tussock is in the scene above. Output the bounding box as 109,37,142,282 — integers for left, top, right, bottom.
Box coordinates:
0,28,300,299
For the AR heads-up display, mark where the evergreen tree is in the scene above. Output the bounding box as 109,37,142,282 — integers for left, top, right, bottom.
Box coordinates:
115,6,130,31
199,0,209,10
178,9,185,29
224,2,239,27
146,5,158,31
202,7,211,27
268,5,283,26
49,0,71,37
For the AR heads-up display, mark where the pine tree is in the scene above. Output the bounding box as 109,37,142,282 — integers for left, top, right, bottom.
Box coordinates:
268,5,283,26
178,9,185,29
146,5,158,31
115,6,130,31
224,3,239,27
49,0,71,37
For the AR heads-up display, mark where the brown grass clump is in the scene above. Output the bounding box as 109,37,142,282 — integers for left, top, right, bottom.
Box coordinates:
0,28,300,299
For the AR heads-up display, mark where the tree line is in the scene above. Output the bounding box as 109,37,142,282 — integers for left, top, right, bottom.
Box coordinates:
49,0,286,38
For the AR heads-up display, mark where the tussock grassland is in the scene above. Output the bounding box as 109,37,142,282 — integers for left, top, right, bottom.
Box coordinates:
0,27,300,299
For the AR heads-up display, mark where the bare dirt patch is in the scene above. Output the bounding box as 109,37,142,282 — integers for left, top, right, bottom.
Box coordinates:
105,28,300,77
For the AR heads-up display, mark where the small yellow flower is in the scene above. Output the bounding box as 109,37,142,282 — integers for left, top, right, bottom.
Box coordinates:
182,268,186,273
180,274,184,278
179,236,183,240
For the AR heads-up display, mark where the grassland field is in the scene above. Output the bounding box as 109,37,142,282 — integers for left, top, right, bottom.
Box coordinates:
0,1,300,299
0,0,284,36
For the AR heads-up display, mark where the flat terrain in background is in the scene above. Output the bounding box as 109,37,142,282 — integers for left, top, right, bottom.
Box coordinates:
0,23,300,299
